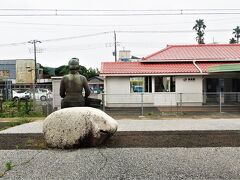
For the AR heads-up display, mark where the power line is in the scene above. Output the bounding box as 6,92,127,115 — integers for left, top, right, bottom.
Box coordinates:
1,13,240,16
0,32,113,47
0,9,240,16
41,31,112,42
0,17,239,28
116,29,232,33
0,29,235,48
0,41,28,47
0,8,240,11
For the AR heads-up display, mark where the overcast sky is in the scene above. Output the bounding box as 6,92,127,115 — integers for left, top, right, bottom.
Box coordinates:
0,0,240,69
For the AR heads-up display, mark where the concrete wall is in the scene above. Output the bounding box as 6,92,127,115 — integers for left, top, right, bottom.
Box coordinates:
104,77,153,107
176,76,203,106
153,92,177,106
51,77,62,109
104,75,204,107
105,77,130,94
176,76,202,93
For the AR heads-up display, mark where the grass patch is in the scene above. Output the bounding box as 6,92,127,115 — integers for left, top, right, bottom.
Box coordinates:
0,117,41,131
0,100,46,118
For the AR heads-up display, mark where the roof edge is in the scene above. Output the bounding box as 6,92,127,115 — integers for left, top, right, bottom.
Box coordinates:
143,45,173,60
100,73,207,77
143,43,240,61
140,59,240,63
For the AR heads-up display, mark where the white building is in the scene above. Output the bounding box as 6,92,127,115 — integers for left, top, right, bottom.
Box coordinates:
100,44,240,107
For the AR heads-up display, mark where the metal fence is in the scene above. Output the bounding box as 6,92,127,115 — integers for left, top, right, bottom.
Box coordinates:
101,92,240,115
0,84,53,117
1,89,240,117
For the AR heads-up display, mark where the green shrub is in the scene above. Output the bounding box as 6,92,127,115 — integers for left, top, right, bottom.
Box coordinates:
0,100,45,118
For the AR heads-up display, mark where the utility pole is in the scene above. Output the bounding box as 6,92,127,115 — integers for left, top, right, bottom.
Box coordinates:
28,40,41,108
28,40,41,84
114,31,117,62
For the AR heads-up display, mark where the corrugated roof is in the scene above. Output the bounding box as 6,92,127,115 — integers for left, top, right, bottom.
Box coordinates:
101,61,240,75
143,44,240,62
101,62,198,75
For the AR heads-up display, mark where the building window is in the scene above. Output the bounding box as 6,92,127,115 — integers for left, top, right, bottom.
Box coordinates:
0,70,10,78
155,76,175,92
130,77,152,93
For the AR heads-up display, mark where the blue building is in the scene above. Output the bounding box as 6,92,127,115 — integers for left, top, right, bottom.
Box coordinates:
0,59,35,99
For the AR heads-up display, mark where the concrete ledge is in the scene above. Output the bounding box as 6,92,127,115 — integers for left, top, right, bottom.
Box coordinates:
0,133,45,150
105,130,240,148
1,130,240,149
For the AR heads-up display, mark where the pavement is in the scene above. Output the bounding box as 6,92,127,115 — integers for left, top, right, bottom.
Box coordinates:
1,118,240,179
1,118,240,134
1,147,240,179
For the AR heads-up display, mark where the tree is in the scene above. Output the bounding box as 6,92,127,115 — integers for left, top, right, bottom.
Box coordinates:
79,65,88,77
193,19,206,44
229,38,237,44
43,67,51,78
55,65,69,76
86,68,100,79
39,63,53,78
233,26,240,43
54,65,99,79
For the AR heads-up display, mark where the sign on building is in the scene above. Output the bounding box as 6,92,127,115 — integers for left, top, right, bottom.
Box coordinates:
0,70,10,78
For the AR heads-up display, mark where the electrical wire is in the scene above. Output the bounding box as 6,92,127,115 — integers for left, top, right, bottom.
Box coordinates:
116,29,232,33
0,9,240,16
0,8,240,11
41,31,112,42
0,32,113,47
1,13,240,16
0,41,29,47
0,16,239,28
0,28,235,48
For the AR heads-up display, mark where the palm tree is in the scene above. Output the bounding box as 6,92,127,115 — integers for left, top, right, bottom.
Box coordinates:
193,19,206,44
229,37,237,44
233,26,240,43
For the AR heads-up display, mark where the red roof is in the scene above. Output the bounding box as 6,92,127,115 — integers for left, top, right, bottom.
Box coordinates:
101,62,198,75
101,44,240,76
101,61,240,75
143,44,240,62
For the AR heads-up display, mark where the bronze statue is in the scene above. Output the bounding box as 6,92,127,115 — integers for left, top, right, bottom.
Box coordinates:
60,58,91,108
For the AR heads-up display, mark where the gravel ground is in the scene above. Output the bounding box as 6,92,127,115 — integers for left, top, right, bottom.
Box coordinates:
0,147,240,179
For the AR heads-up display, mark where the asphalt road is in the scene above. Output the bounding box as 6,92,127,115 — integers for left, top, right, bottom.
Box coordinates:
0,147,240,179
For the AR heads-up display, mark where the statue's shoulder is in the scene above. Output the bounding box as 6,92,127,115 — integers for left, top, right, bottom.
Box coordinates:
62,74,71,80
79,74,87,80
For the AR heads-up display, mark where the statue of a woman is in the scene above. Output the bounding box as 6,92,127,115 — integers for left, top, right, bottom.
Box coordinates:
60,58,91,108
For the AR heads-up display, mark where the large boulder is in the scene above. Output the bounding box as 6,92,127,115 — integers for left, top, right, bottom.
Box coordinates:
43,107,118,148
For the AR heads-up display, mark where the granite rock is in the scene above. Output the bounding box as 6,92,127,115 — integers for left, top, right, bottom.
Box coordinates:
43,107,118,148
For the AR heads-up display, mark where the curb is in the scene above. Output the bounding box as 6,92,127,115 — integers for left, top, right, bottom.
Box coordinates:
1,130,240,149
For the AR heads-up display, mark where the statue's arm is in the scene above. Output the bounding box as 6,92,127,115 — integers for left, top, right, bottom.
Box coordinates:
83,77,91,98
60,78,66,98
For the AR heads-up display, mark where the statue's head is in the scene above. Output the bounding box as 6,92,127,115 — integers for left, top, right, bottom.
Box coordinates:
68,58,80,70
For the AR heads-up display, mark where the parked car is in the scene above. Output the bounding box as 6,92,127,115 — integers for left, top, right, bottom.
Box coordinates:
133,86,144,93
26,88,52,101
12,90,30,100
